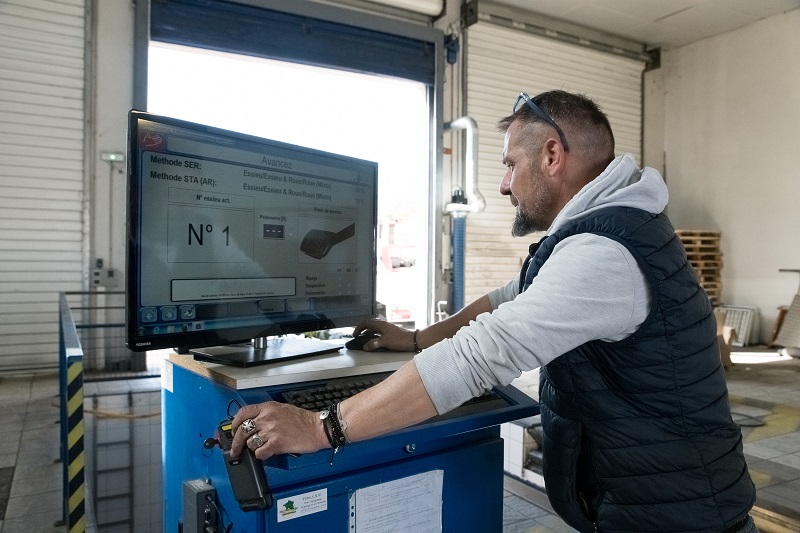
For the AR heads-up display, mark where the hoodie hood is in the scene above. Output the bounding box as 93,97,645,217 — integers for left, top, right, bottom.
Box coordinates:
547,153,668,235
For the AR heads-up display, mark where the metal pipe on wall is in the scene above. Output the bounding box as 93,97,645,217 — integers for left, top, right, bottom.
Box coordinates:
444,116,484,313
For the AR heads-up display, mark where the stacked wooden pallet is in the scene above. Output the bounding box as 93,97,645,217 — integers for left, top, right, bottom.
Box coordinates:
675,230,723,305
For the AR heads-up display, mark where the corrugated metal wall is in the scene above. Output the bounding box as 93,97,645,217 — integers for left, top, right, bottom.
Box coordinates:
464,22,645,304
0,0,86,369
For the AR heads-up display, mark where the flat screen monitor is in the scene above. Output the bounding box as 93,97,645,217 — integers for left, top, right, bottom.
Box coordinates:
125,111,378,366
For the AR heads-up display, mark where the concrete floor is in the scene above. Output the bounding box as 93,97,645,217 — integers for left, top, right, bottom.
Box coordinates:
2,352,800,532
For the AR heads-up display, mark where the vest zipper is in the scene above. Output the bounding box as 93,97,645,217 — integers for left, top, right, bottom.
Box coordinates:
578,491,599,532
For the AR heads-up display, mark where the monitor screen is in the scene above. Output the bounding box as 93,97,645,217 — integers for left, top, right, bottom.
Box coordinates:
125,111,378,364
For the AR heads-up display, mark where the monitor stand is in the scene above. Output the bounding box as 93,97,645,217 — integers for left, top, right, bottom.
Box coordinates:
190,336,341,368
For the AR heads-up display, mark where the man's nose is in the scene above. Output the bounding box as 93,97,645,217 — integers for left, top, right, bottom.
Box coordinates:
499,170,511,195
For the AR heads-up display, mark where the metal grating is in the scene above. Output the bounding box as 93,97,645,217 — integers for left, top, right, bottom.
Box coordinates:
718,305,759,347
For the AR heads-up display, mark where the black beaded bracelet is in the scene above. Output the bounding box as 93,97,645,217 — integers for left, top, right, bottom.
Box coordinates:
413,329,421,353
321,412,334,445
320,409,339,451
321,403,348,452
327,403,349,450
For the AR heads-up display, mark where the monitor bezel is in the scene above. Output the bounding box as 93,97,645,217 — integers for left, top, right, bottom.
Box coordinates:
125,110,379,352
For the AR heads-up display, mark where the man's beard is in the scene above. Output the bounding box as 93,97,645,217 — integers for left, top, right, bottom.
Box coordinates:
511,208,546,236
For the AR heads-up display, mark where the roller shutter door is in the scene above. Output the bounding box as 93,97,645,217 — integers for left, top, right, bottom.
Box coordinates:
0,0,86,369
464,21,645,304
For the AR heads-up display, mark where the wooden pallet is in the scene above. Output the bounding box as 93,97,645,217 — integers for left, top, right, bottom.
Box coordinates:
676,230,722,305
675,230,720,238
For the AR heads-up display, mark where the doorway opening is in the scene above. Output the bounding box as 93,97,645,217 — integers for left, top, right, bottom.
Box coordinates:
148,42,431,328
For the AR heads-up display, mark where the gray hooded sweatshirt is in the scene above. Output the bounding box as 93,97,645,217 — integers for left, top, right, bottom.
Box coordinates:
415,154,670,413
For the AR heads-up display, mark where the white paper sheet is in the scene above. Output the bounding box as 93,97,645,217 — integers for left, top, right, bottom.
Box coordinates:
349,470,443,533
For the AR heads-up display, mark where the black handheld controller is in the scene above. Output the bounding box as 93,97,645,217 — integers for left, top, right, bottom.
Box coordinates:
217,420,273,511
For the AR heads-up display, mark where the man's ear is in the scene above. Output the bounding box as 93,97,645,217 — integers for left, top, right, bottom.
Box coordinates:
542,137,565,176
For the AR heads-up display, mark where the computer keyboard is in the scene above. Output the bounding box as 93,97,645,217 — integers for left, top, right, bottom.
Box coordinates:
279,372,502,412
280,375,385,411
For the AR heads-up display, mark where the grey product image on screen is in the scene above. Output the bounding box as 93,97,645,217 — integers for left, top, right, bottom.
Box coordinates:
125,111,378,366
300,222,356,260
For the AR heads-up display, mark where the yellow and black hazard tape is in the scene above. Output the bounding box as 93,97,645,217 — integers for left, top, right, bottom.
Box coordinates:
66,359,85,533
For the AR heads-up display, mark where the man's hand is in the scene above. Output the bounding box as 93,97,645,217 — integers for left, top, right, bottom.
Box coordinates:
229,402,329,460
353,294,494,353
352,318,416,352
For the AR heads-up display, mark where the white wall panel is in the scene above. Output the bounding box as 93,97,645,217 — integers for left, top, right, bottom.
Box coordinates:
464,22,644,304
661,10,800,343
0,0,86,369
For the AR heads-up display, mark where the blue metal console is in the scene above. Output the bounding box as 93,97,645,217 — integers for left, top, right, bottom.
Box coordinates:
163,349,539,532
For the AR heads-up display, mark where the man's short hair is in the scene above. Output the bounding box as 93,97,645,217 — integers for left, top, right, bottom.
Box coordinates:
498,90,615,175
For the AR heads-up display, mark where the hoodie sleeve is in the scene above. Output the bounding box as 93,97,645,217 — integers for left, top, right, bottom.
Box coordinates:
415,233,650,414
487,277,519,309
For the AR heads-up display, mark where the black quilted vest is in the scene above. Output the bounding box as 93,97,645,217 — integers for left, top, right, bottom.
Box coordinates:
523,206,755,533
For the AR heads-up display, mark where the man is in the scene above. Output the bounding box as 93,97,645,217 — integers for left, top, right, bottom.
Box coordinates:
231,90,757,532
